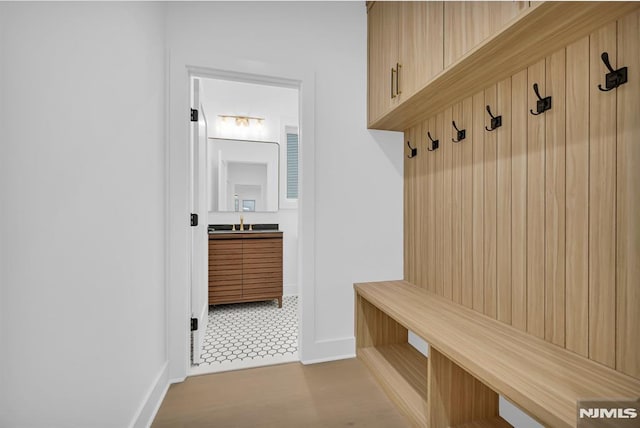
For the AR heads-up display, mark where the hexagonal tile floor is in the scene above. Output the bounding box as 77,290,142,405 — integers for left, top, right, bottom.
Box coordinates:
195,296,298,371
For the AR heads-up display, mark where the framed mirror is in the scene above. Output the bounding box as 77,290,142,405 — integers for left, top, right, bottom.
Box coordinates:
208,138,279,212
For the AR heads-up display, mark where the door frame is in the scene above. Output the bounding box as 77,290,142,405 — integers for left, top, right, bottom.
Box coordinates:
166,57,316,382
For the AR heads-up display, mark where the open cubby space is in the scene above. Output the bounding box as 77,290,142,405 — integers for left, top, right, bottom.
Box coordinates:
355,290,512,427
355,293,428,426
358,344,428,427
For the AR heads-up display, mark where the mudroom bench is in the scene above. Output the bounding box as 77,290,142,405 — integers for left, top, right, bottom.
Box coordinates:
354,280,640,427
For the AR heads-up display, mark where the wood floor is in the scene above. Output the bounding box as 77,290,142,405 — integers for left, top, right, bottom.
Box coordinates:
152,358,411,428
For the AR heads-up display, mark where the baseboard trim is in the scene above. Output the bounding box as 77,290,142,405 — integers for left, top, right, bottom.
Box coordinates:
499,396,543,428
300,336,355,365
130,361,169,428
301,353,356,365
408,331,429,357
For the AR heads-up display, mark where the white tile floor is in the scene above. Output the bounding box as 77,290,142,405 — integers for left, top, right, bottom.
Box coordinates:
192,296,298,374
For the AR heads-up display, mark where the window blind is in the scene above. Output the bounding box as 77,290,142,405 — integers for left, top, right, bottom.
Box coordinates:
286,133,299,199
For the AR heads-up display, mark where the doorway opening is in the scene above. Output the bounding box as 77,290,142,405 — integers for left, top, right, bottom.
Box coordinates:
189,73,301,375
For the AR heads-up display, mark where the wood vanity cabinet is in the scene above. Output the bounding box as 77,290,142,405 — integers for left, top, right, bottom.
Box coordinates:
367,1,444,125
208,232,283,308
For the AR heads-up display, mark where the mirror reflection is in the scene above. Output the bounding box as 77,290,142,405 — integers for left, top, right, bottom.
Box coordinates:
208,138,279,212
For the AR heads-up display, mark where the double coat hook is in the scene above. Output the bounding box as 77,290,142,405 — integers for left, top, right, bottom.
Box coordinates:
485,105,502,132
598,52,628,91
407,140,417,158
427,131,439,151
451,121,466,143
530,83,552,115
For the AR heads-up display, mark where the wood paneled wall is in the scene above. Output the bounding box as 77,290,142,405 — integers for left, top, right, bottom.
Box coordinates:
403,11,640,379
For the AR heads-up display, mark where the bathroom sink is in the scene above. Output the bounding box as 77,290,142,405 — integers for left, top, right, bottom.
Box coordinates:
208,223,279,234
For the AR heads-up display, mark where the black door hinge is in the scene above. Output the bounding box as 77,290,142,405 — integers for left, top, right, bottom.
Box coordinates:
191,213,198,227
190,108,198,122
191,318,198,331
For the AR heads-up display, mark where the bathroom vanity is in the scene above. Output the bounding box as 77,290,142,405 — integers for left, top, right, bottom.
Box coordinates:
208,228,283,308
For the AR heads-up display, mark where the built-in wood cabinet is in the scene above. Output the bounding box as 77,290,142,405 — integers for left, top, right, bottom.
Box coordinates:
209,232,283,308
367,0,521,127
367,1,398,123
367,1,443,125
399,2,444,99
443,2,528,68
367,1,639,131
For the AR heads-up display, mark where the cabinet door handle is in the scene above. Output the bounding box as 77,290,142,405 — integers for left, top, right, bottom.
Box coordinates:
391,67,397,99
396,63,402,95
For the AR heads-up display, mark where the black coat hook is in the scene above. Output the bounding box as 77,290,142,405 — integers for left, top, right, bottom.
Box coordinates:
485,105,502,132
451,121,466,143
427,131,439,151
598,52,628,91
530,83,552,115
407,140,417,158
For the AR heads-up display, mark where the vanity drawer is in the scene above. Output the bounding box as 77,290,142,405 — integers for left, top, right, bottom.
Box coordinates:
209,285,242,298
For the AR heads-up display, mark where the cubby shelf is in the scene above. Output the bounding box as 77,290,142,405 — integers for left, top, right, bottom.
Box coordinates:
358,343,428,427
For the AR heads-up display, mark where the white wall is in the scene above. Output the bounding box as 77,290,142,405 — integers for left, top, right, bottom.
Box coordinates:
166,1,403,375
202,78,298,143
0,3,167,427
0,2,404,424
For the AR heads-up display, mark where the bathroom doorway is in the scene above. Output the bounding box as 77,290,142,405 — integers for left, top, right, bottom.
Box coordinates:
189,73,301,375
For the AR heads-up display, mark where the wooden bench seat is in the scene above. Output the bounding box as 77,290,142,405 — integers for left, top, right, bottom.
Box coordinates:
355,280,640,427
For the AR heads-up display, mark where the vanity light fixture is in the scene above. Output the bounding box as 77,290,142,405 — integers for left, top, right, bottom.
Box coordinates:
218,115,265,127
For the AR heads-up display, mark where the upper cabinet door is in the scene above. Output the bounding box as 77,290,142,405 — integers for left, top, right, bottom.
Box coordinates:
398,1,444,99
368,1,400,125
444,1,529,68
